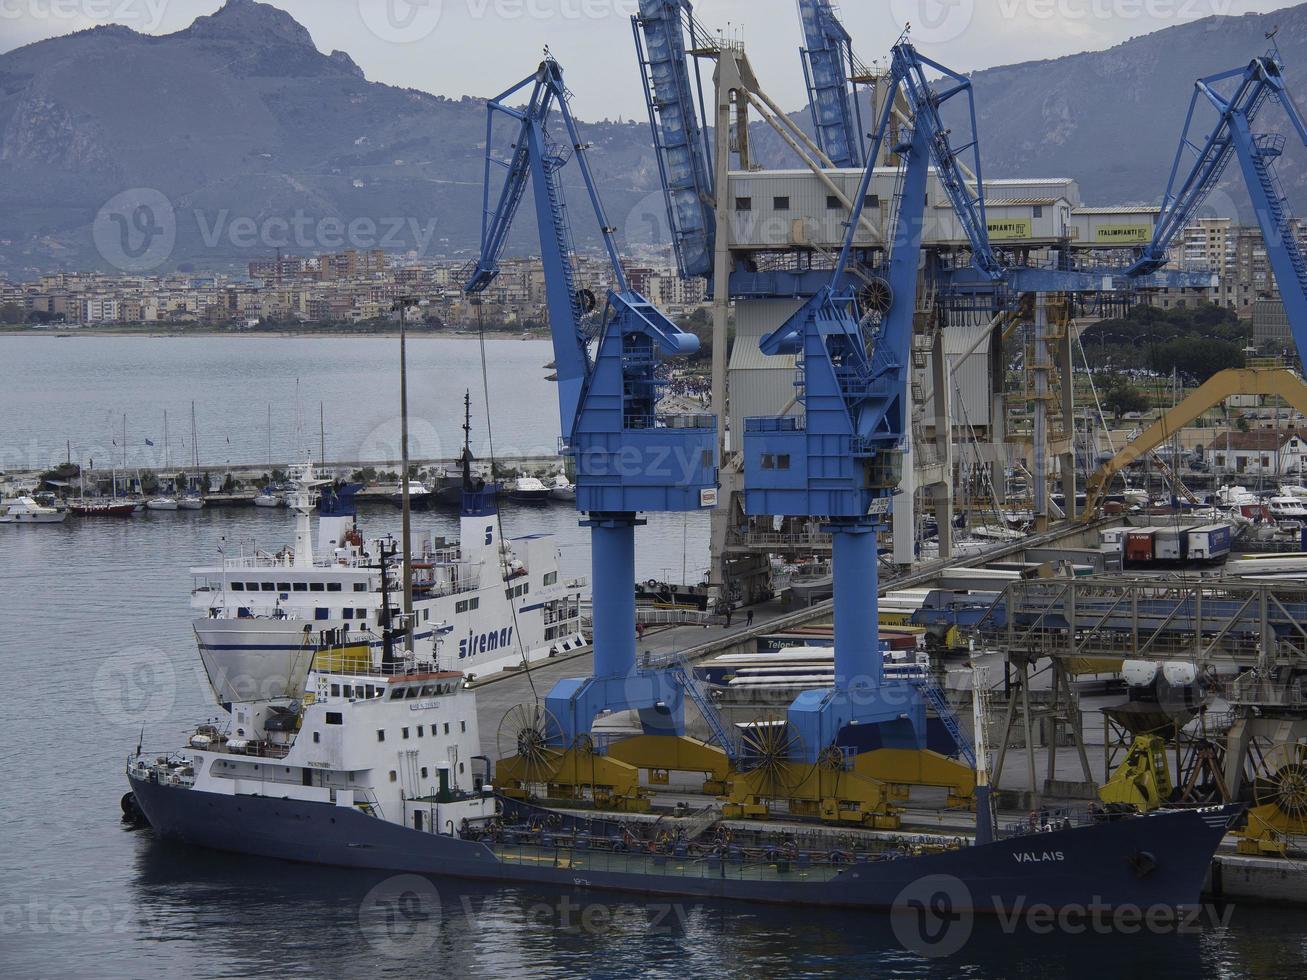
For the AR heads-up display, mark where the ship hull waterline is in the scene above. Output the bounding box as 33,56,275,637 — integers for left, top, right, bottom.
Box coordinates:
127,775,1239,912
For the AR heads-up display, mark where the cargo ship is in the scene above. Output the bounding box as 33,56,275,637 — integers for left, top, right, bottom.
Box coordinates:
124,621,1243,912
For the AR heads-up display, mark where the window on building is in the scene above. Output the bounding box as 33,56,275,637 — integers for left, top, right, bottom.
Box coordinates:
377,730,386,742
735,196,752,211
826,194,841,209
421,767,428,779
1033,206,1043,218
417,726,424,737
313,731,320,743
326,712,342,725
402,727,410,739
773,195,790,211
389,771,397,782
443,723,450,735
330,684,340,698
460,721,467,733
864,194,880,209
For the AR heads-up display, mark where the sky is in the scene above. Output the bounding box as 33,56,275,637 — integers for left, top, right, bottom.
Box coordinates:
0,0,1295,118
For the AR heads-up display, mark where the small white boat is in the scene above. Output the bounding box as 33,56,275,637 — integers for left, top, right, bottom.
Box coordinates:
1268,496,1307,523
146,496,179,511
509,476,552,503
548,473,576,501
0,496,68,524
178,493,205,510
253,488,283,508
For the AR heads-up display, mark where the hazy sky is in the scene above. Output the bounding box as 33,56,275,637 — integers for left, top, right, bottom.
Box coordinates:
0,0,1294,118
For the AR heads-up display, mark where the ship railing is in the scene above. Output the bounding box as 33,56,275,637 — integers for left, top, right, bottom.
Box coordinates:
998,802,1131,839
487,827,964,879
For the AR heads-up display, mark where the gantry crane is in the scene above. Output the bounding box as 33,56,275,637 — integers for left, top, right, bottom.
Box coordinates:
465,58,724,808
736,40,989,821
1083,51,1307,518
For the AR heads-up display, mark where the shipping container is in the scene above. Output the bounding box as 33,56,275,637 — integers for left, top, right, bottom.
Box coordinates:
1187,522,1233,562
1124,527,1157,565
1154,526,1186,561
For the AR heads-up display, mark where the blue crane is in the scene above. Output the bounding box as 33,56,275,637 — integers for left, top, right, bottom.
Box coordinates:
796,0,865,169
1125,53,1307,355
464,57,718,748
742,40,995,762
631,0,716,278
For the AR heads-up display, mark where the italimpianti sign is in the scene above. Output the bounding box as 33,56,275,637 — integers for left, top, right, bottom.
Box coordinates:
1094,224,1153,243
987,219,1032,240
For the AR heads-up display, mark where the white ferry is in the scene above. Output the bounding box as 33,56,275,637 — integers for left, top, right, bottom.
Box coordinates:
190,461,588,692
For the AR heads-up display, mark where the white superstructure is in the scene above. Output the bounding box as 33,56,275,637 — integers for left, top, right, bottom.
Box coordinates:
191,463,588,685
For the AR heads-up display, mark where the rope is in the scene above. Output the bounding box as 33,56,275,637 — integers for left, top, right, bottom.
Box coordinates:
476,301,539,705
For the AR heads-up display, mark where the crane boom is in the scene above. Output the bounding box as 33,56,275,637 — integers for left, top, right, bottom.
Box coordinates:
797,0,864,169
1127,53,1307,361
631,0,716,278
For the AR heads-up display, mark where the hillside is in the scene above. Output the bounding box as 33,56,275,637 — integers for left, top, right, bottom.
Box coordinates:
5,1,1307,273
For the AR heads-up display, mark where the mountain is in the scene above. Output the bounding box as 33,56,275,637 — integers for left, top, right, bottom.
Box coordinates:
959,3,1307,211
0,0,661,275
4,0,1307,275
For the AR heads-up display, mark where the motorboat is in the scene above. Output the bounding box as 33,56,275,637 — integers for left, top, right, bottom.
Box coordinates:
509,476,552,503
253,487,283,508
0,496,68,524
146,495,179,511
548,473,576,501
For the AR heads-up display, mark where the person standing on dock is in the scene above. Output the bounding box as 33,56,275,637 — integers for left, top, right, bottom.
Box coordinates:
746,609,754,628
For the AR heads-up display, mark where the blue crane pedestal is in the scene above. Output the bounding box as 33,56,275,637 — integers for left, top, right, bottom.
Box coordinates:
785,521,925,764
545,514,687,746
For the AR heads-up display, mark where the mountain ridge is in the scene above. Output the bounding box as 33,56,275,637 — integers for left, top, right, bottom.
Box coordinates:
3,0,1307,274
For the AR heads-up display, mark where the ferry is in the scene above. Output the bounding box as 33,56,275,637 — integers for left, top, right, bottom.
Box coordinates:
190,460,588,686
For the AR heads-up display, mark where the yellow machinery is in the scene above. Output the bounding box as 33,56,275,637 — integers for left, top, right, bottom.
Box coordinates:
1232,742,1307,857
1081,367,1307,520
721,725,902,829
604,733,732,795
1099,734,1174,810
494,704,652,813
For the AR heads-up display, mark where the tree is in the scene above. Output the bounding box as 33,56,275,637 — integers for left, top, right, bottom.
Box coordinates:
1102,380,1150,421
0,303,23,324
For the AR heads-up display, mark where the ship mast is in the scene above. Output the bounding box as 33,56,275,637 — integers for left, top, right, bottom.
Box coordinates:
396,296,418,652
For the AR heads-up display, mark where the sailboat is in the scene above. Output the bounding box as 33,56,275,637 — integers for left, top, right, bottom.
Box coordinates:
146,410,179,511
179,402,205,509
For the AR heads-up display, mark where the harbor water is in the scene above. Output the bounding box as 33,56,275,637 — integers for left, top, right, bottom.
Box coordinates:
2,337,1305,977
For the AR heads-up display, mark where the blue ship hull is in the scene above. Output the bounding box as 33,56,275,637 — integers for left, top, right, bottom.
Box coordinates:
127,774,1240,912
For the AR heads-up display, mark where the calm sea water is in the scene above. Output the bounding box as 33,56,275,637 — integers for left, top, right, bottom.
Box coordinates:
2,337,1306,978
1,334,568,474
